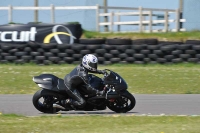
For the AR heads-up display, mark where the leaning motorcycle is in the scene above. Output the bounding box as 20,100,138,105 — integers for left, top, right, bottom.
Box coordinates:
32,69,136,113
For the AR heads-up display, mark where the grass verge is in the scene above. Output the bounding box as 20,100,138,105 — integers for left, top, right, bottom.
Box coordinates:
0,114,199,133
83,30,200,42
0,63,200,94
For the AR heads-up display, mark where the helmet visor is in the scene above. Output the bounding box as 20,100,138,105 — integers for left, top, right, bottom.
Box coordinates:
88,62,97,70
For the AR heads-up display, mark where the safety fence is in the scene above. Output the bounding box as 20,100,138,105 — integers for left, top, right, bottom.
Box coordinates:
1,39,200,65
0,5,185,32
96,6,186,32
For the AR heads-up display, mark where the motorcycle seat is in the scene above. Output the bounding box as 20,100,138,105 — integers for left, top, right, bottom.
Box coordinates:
33,76,51,84
33,74,59,85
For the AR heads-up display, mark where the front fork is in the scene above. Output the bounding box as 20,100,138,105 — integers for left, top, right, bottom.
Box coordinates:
105,85,120,101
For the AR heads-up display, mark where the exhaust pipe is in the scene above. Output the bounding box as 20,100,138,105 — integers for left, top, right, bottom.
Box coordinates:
53,104,66,110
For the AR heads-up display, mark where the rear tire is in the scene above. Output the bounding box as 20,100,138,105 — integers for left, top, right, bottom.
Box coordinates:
32,89,61,113
107,90,136,113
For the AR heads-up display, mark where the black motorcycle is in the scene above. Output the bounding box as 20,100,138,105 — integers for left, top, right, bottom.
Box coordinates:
32,69,136,113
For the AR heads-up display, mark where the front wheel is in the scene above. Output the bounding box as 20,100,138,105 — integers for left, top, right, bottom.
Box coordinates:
107,90,136,113
32,89,61,113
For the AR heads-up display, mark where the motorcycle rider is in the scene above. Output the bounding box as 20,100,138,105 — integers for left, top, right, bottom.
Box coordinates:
64,54,106,109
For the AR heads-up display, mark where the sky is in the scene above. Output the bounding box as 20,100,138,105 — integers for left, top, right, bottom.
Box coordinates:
0,0,179,31
182,0,200,30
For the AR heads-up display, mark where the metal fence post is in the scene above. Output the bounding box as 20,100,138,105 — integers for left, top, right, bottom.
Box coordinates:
51,4,55,24
139,6,143,32
176,8,180,32
149,10,152,33
164,10,169,32
96,4,100,32
8,5,13,23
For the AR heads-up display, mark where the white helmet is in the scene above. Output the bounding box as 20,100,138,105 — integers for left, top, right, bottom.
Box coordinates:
82,54,98,72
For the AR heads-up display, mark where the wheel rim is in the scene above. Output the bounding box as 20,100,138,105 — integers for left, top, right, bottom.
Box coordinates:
38,96,59,109
108,96,132,111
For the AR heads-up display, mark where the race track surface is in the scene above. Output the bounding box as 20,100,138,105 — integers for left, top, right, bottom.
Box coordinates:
0,94,200,116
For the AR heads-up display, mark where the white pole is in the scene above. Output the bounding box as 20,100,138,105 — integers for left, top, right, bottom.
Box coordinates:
110,12,114,32
8,5,13,23
176,8,180,32
117,11,120,32
164,10,169,32
139,6,143,32
96,4,100,32
34,0,38,22
149,10,152,33
51,4,55,23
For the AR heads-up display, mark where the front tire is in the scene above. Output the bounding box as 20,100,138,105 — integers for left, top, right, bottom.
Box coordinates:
32,89,61,113
107,90,136,113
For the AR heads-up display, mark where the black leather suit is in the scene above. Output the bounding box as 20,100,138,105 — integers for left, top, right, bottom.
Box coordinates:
64,64,103,108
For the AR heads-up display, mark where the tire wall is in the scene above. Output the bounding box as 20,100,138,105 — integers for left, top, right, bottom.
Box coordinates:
1,39,200,64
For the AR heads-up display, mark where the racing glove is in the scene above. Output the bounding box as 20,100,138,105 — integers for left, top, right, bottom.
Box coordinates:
97,70,107,74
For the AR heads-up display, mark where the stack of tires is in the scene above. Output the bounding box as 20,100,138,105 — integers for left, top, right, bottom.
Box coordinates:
28,43,96,65
104,38,158,64
146,41,200,64
0,43,29,64
1,39,200,65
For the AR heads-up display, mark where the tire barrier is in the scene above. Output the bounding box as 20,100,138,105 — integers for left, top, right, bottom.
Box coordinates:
132,39,158,45
106,38,132,45
79,38,106,44
1,39,200,65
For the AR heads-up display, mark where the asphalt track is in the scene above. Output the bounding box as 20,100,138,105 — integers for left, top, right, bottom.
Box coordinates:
0,94,200,116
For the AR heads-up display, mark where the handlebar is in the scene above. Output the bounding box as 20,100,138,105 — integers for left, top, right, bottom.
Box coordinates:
103,69,110,77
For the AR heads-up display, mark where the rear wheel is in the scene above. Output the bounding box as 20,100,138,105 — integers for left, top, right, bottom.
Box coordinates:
32,89,61,113
107,90,136,113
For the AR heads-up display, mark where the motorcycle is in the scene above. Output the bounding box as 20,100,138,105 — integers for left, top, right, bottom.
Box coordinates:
32,69,136,113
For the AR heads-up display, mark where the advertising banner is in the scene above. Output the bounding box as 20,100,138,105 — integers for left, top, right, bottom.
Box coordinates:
0,23,82,44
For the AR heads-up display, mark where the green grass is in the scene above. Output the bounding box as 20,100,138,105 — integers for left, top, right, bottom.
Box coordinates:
1,63,200,94
0,114,200,133
83,30,200,42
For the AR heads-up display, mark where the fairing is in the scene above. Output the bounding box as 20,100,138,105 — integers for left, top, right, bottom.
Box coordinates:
104,70,128,91
33,74,67,92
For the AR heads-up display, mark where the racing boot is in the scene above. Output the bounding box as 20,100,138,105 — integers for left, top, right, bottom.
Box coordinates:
63,98,76,110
